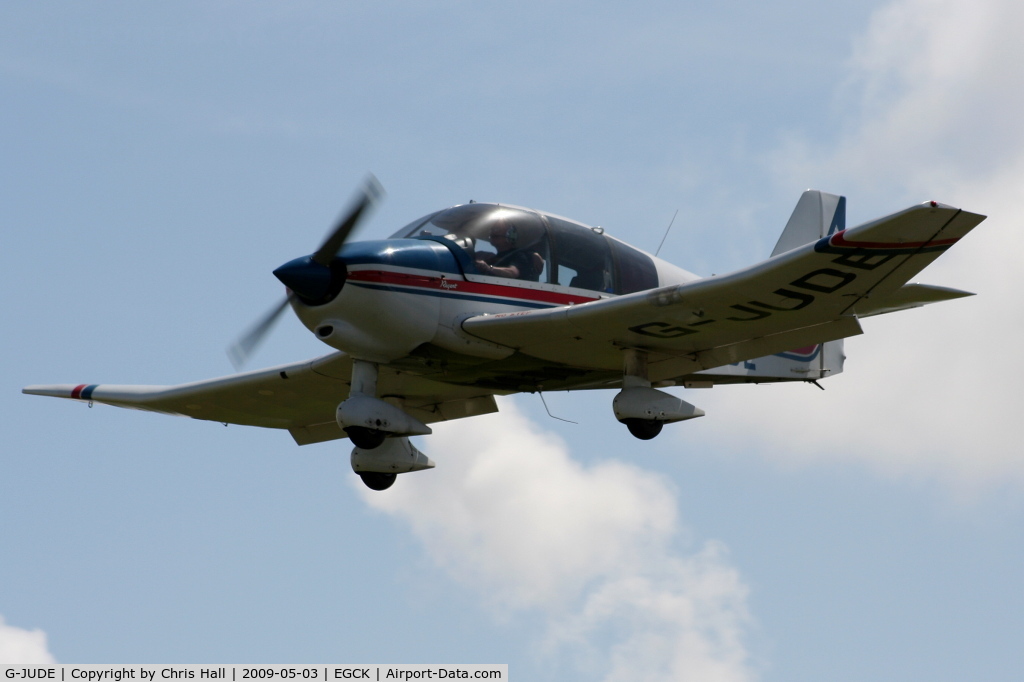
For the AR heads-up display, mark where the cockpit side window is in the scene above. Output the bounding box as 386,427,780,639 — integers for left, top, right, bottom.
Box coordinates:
466,208,548,281
392,205,657,294
546,217,615,293
608,238,659,294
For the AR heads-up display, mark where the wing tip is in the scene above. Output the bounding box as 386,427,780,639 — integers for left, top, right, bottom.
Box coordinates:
23,384,83,399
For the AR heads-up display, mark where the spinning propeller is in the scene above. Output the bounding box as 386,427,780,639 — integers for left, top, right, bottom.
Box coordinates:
227,175,384,370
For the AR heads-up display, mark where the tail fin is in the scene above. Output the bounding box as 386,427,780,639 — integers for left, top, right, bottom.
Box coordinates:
771,190,846,257
694,190,849,385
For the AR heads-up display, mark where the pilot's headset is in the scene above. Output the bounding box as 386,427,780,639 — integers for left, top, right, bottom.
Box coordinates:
490,218,518,248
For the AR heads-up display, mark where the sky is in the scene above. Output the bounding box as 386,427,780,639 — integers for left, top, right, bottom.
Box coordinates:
2,0,1023,679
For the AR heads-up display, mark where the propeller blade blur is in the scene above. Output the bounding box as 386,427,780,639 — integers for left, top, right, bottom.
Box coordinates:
227,295,292,370
312,174,384,266
228,174,384,369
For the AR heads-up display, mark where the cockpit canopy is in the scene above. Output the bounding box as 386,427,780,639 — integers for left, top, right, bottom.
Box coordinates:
390,203,658,295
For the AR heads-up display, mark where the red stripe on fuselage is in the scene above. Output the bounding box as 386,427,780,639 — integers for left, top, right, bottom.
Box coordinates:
346,268,601,306
71,384,87,399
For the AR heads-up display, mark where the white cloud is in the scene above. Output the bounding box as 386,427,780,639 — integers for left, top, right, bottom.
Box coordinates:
0,615,57,664
547,543,752,682
772,0,1024,199
712,0,1024,493
358,404,754,682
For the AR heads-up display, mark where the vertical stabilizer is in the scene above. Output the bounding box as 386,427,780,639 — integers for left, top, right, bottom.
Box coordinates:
771,190,846,257
695,190,849,384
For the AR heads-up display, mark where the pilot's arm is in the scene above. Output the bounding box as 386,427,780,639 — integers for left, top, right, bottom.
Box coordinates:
476,258,521,278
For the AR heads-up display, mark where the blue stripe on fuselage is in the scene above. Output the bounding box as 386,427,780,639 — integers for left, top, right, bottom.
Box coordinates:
774,346,822,361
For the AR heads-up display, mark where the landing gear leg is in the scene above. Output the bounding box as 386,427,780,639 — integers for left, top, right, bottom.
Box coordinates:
613,349,705,439
340,360,437,490
342,359,387,449
619,349,665,441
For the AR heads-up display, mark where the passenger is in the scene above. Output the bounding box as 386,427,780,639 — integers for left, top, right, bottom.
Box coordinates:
475,221,542,280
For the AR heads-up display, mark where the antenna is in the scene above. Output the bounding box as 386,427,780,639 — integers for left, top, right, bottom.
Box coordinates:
539,392,577,424
655,209,679,257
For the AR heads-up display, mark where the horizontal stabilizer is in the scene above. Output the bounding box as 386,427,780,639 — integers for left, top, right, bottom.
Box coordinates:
853,283,974,318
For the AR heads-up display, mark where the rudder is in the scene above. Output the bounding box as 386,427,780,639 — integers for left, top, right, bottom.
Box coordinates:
771,190,846,257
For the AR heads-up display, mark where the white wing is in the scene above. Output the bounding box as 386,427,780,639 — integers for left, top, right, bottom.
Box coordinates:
24,353,499,445
462,202,984,382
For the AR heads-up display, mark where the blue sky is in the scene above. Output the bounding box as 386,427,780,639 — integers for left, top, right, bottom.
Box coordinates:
3,1,1023,679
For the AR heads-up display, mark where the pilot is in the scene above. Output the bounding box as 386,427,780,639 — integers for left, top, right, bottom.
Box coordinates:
475,220,542,280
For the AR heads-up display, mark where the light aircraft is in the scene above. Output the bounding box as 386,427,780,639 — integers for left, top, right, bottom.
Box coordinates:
24,178,985,490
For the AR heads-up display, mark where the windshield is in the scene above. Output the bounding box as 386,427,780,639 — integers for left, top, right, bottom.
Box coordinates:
392,204,549,282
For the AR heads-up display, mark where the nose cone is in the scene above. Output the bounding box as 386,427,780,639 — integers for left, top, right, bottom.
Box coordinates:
273,255,341,305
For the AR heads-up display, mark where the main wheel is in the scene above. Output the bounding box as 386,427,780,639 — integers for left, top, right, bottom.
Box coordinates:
346,426,387,449
358,472,397,491
622,418,663,440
